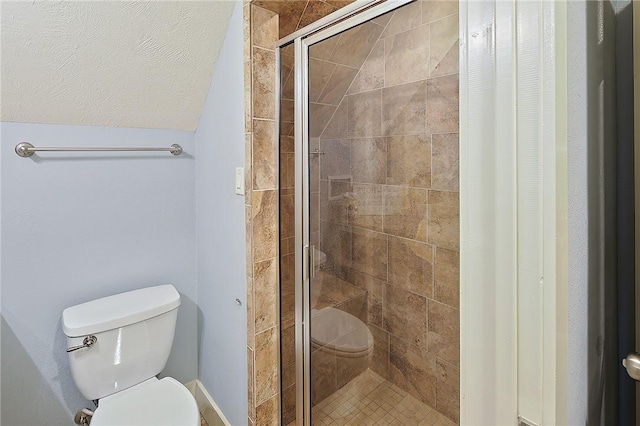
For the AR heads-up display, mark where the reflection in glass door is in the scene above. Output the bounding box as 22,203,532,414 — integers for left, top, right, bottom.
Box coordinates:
280,1,461,424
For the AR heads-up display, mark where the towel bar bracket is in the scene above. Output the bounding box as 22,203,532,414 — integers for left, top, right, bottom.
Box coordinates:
15,142,36,157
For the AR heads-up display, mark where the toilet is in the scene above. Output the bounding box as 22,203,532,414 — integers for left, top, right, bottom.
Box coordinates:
311,306,374,359
310,249,374,375
309,284,374,403
62,284,199,426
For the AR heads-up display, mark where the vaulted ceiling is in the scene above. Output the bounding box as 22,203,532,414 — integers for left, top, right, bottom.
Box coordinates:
1,1,235,131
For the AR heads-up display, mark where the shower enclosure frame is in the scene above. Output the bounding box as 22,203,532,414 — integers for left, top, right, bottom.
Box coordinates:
277,1,416,424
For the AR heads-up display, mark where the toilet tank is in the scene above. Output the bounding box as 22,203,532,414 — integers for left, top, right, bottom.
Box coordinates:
62,285,181,401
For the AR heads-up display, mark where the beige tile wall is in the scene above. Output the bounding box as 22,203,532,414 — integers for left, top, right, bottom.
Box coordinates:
245,3,279,426
247,2,354,425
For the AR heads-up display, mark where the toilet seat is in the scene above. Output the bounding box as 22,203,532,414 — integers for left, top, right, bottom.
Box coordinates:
90,377,199,426
311,307,374,357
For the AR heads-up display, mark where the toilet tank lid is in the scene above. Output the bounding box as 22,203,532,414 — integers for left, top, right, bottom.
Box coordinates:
62,285,180,337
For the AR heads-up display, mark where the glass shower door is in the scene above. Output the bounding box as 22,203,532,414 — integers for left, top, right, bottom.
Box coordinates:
282,0,460,424
306,20,384,422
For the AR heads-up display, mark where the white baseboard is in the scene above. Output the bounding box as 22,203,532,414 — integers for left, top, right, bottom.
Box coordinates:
184,380,231,426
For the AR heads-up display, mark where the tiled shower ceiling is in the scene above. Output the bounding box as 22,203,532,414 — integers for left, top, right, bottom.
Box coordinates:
253,0,354,38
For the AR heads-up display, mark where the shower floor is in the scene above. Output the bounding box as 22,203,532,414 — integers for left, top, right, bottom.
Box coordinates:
290,370,456,426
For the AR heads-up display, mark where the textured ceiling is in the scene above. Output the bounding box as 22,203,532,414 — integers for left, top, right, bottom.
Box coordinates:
1,1,235,131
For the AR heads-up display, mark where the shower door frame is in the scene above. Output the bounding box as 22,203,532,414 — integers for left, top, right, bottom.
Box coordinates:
278,1,415,424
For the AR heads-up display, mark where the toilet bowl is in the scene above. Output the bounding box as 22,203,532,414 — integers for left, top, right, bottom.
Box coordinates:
89,377,198,426
311,306,374,358
62,285,199,426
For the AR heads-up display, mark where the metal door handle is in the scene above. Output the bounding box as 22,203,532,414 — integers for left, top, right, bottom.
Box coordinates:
622,353,640,381
309,245,315,279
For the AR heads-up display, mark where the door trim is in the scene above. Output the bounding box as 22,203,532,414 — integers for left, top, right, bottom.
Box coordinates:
460,0,568,423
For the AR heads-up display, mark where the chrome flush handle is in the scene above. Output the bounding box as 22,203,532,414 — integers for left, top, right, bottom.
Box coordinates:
66,335,97,353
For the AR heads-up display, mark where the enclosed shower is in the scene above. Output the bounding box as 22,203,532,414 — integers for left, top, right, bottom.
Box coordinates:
278,1,460,424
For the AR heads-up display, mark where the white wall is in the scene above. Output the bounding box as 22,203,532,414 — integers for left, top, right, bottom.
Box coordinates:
195,2,247,425
0,122,197,425
566,1,589,422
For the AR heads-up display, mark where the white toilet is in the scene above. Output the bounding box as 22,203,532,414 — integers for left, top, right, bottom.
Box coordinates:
310,250,374,369
311,306,374,359
62,284,199,426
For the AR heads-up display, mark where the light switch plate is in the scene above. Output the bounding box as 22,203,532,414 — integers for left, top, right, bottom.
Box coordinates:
235,167,245,195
